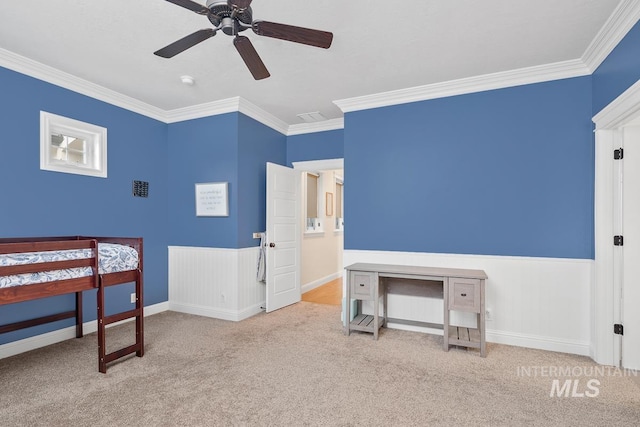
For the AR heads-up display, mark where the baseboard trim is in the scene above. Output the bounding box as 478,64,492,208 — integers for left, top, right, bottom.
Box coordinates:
0,301,169,359
486,329,590,356
168,301,264,322
236,303,266,321
382,323,589,356
301,271,342,294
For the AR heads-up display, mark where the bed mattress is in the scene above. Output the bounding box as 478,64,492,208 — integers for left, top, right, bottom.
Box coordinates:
0,243,139,288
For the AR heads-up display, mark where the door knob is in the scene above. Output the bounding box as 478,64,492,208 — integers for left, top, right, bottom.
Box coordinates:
269,242,276,248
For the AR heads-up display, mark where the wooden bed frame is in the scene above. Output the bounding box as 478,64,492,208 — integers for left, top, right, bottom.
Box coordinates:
0,236,144,373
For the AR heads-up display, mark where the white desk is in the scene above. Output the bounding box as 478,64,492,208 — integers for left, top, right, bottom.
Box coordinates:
344,263,488,357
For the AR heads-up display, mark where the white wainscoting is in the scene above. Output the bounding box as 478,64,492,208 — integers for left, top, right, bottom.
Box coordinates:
344,250,593,356
168,246,265,322
0,301,169,359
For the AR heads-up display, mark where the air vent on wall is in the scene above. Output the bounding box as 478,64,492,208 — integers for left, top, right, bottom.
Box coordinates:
133,180,149,198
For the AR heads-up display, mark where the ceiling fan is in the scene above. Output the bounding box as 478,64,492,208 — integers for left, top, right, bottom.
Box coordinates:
154,0,334,80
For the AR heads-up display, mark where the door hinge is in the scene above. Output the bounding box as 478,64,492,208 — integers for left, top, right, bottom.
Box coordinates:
614,235,624,246
614,323,624,335
614,148,624,160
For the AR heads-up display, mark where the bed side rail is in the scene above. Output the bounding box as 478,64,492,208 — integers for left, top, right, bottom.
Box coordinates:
0,238,98,275
0,238,96,255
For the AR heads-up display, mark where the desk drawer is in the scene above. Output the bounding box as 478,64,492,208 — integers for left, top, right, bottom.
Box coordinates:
350,271,376,300
448,277,480,312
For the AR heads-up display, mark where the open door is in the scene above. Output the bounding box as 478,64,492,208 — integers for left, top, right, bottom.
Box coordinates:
265,162,301,312
621,125,640,370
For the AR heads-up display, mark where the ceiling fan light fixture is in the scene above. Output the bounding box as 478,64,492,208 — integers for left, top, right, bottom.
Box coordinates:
157,0,333,80
180,75,196,85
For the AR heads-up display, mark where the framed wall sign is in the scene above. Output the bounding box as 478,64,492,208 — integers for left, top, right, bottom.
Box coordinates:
195,182,229,217
326,192,333,216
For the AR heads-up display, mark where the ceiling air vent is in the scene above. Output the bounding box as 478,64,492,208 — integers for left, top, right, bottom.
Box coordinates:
296,111,326,123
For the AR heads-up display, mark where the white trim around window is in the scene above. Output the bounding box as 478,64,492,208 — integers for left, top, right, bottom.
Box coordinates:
40,111,107,178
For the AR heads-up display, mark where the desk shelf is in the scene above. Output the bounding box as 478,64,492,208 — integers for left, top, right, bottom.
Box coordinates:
350,314,386,334
448,326,482,350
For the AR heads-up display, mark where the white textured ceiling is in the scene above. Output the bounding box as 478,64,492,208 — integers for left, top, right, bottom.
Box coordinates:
0,1,624,126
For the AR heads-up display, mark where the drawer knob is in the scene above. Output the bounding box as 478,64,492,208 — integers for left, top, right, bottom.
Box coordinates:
359,283,365,287
461,293,467,297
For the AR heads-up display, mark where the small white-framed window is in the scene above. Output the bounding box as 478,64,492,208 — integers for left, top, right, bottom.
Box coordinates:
40,111,107,178
335,176,344,232
305,172,323,233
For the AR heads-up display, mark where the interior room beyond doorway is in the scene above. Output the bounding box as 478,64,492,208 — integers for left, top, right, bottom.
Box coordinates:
293,158,344,303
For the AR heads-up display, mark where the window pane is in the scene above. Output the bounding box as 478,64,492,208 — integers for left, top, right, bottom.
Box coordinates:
66,137,87,165
51,134,87,166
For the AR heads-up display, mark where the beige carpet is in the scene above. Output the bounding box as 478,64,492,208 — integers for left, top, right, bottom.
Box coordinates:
1,302,639,426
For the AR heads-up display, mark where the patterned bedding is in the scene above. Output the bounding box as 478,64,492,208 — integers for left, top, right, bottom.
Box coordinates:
0,243,139,288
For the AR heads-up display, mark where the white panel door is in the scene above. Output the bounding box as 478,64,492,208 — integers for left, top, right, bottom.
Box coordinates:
622,125,640,369
266,162,301,312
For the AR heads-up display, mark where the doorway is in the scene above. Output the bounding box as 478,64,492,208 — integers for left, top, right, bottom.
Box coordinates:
593,79,640,368
617,122,640,370
292,159,344,306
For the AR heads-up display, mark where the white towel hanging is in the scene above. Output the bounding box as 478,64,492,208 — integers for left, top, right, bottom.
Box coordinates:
256,232,266,283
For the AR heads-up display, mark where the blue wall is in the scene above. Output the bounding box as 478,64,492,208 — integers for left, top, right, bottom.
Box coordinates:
592,20,640,115
237,114,287,248
287,129,344,166
167,112,286,249
344,77,594,259
167,113,240,248
0,67,169,344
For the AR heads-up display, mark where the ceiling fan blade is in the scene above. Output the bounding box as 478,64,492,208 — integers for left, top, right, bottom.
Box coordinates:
228,0,253,9
253,21,333,49
154,29,216,58
233,36,270,80
164,0,210,14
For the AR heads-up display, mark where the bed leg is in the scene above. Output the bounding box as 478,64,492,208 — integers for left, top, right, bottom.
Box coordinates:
75,292,83,338
97,282,107,374
136,269,144,357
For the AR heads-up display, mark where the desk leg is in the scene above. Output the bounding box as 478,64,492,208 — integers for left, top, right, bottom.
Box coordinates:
344,276,350,336
382,281,387,329
478,312,485,357
373,273,379,340
479,279,486,357
443,278,449,352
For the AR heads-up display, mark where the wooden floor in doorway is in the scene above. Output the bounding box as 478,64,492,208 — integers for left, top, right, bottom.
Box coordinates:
301,277,342,306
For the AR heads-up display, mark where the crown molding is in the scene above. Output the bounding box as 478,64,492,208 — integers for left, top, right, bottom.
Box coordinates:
0,48,167,122
0,48,291,134
582,0,640,73
165,97,291,134
237,98,289,135
334,59,590,113
287,118,344,136
164,97,241,123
